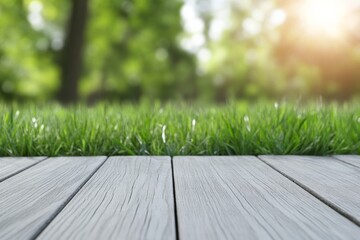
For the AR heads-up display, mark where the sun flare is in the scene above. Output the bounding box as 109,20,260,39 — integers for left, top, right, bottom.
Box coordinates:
298,0,347,37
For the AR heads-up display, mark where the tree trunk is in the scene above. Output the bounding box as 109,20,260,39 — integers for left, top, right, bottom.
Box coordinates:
58,0,89,104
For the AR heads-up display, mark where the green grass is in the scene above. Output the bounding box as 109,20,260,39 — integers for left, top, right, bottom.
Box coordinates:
0,101,359,156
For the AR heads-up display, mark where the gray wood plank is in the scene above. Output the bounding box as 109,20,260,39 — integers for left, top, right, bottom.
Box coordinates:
38,156,175,240
0,157,47,182
0,156,106,240
259,155,360,224
174,156,360,240
333,155,360,168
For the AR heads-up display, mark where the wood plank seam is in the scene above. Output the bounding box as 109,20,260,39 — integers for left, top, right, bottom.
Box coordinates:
257,156,360,228
170,156,180,240
0,157,49,183
173,156,360,239
332,156,360,170
36,156,175,240
28,156,110,240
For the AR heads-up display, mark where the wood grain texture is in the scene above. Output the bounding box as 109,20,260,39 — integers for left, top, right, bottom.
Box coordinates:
0,157,46,182
0,156,106,240
174,156,360,240
38,156,175,240
259,155,360,224
333,155,360,168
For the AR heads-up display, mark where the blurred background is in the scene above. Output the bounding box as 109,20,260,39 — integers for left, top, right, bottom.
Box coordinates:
0,0,360,104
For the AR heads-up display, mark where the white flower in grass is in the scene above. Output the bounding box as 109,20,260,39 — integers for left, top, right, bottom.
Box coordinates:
31,117,38,128
192,119,196,131
15,110,20,119
244,115,250,123
114,124,118,130
162,125,167,143
244,115,251,132
40,124,44,132
274,102,279,109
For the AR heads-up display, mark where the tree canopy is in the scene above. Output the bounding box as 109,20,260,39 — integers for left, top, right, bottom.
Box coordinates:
0,0,359,102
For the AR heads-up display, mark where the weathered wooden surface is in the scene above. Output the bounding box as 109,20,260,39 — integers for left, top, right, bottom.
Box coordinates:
0,157,46,182
0,156,106,240
38,156,175,240
259,155,360,224
1,156,360,240
173,156,360,240
334,155,360,168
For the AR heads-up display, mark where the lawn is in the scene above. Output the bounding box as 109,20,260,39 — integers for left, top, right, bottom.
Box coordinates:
0,101,359,156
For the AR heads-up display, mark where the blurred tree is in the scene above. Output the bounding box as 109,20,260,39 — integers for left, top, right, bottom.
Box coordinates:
0,0,196,103
84,0,197,103
0,0,66,101
1,0,360,103
203,0,360,101
58,0,89,103
204,0,286,101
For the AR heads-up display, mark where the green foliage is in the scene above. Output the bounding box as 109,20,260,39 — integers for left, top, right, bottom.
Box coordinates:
0,101,359,156
0,0,197,102
203,0,360,101
0,0,359,102
0,0,62,100
83,0,197,101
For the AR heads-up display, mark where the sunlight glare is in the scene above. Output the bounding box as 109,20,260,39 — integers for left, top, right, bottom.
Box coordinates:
299,0,347,37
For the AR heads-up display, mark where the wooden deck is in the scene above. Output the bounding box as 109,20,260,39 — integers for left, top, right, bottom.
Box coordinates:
0,156,359,240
